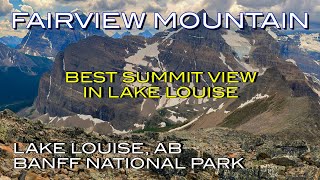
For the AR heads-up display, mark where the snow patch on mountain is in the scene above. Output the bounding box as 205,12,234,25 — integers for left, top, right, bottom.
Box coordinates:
299,33,320,53
222,31,251,59
206,103,224,114
48,114,104,126
219,52,234,71
286,59,297,66
48,116,57,123
266,27,278,40
156,82,188,109
22,31,32,49
47,76,52,100
159,122,166,128
77,114,104,125
304,73,320,85
111,125,131,134
189,35,205,39
238,94,269,109
168,114,203,132
62,58,66,71
162,97,187,109
198,97,209,104
141,99,147,111
232,56,267,76
124,42,164,72
167,39,174,46
168,114,187,123
41,33,53,52
312,88,320,97
134,123,145,129
304,73,320,97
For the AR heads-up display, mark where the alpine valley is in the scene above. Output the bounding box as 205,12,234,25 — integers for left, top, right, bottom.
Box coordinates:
0,10,104,112
0,42,52,112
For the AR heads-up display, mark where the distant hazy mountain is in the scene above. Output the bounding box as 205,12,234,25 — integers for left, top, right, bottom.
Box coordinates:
16,10,105,59
0,36,22,48
0,43,52,112
112,32,121,39
138,30,153,38
266,28,320,81
112,31,133,39
121,31,132,38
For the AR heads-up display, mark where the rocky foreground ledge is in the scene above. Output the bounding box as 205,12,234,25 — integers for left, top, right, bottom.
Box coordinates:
0,109,319,179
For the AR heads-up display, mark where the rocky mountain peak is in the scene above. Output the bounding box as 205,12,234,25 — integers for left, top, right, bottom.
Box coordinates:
17,11,105,58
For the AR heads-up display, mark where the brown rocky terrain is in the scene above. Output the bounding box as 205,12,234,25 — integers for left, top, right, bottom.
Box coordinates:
1,110,320,179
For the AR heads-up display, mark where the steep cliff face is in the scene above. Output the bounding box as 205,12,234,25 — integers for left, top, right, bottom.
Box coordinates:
34,10,320,141
0,43,35,74
17,12,105,58
35,35,147,130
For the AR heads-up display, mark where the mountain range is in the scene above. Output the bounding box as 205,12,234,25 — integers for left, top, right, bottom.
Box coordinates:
267,28,320,80
138,30,153,38
0,36,22,48
16,10,319,143
112,30,153,39
16,10,105,59
112,31,133,39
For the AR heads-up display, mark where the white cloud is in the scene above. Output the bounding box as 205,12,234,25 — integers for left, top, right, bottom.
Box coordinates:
0,19,27,37
237,0,283,8
22,0,54,10
0,0,13,16
20,5,34,14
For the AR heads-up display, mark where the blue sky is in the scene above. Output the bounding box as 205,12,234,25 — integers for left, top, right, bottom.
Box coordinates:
10,0,23,9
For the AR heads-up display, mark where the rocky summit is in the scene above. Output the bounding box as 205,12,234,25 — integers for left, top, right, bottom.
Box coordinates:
0,110,320,179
